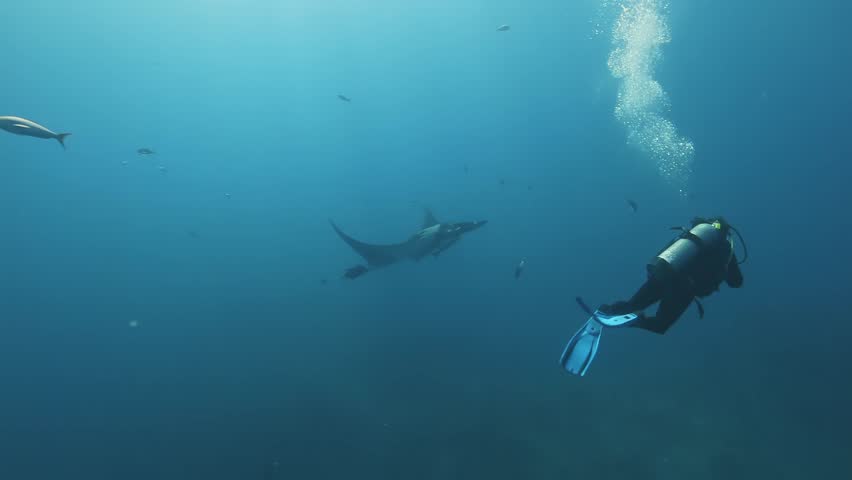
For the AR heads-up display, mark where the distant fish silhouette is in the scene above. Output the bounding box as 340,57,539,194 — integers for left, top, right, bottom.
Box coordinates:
463,164,469,174
337,94,351,102
627,199,638,213
137,148,156,155
343,264,369,280
499,178,506,186
497,25,511,32
514,258,526,279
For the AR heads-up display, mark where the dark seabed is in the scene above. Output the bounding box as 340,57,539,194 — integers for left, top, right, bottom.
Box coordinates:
0,0,850,479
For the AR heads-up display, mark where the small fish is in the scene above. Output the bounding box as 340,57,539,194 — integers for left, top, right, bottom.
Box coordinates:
137,148,156,155
343,264,369,280
627,199,638,213
224,193,232,199
515,259,526,279
266,460,281,477
463,164,469,174
121,160,128,165
337,94,351,102
158,165,167,174
496,25,511,32
0,116,71,149
128,320,139,328
499,178,506,186
320,279,328,286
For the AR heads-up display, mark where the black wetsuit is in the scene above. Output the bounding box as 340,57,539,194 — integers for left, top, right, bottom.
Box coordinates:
600,218,744,335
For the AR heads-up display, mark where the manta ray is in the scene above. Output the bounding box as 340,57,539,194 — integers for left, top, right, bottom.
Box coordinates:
330,209,487,278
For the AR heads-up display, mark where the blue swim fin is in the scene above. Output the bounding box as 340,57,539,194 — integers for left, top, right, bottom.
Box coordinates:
560,317,603,376
560,297,640,376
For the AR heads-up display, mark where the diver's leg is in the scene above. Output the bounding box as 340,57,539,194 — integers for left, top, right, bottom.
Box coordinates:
600,277,665,315
633,290,693,335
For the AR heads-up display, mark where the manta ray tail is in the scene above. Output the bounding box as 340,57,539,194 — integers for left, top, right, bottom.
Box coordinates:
56,133,71,149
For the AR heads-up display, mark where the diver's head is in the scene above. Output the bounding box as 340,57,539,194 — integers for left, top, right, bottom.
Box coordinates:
711,217,733,236
692,216,731,234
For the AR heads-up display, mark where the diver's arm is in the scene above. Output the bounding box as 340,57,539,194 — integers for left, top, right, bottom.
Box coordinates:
725,255,743,288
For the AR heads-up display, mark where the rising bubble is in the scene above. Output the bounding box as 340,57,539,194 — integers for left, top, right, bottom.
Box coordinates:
607,0,694,195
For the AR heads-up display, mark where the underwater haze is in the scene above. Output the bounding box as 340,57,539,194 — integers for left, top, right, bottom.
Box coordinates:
1,0,850,479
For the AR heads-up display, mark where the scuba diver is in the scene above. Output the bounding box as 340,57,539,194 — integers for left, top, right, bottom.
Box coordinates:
599,216,745,334
560,216,747,376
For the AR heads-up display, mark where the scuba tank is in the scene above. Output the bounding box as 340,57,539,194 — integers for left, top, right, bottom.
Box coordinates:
648,221,731,282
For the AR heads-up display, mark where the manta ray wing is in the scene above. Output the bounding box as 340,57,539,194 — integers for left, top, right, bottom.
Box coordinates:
330,220,411,267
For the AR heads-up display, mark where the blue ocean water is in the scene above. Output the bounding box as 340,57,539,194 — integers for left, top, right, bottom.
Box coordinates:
1,0,849,478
